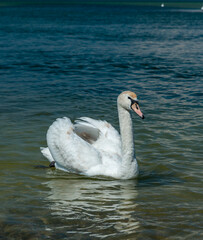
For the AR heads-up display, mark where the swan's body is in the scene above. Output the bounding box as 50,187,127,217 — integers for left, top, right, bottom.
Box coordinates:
41,91,144,179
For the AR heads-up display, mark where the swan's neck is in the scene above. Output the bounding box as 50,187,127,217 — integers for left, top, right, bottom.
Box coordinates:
118,104,135,166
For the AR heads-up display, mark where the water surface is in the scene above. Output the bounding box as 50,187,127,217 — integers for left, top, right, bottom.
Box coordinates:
0,5,203,239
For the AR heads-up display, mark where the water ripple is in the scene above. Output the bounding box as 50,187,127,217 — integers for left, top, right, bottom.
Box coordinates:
0,5,202,240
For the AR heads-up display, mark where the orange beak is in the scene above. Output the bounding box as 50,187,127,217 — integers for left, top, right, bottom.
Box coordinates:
131,103,145,119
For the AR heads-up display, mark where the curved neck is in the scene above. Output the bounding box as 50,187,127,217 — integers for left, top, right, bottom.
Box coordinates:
118,104,135,165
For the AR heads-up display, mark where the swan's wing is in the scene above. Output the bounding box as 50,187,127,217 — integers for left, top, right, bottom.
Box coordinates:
47,117,101,173
75,117,122,156
75,117,120,143
74,121,100,144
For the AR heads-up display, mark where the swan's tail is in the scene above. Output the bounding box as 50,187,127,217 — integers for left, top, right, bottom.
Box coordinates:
40,147,54,163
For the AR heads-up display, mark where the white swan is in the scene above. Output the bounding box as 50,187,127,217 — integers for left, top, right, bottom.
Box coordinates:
41,91,144,179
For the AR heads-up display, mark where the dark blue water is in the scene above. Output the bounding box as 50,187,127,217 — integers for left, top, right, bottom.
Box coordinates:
0,5,203,239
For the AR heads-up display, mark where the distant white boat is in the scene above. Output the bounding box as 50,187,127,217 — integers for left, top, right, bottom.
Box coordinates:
201,6,203,11
161,3,165,8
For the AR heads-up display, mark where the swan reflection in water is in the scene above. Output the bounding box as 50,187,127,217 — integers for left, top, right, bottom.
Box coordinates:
44,175,140,238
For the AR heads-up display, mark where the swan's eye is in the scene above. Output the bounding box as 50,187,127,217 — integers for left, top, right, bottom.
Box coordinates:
128,96,139,110
128,97,139,105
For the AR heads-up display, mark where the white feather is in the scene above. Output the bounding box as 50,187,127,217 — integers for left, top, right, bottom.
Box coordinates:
40,147,54,163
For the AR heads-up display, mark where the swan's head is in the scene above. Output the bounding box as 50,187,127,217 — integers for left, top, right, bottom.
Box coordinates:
118,91,144,119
